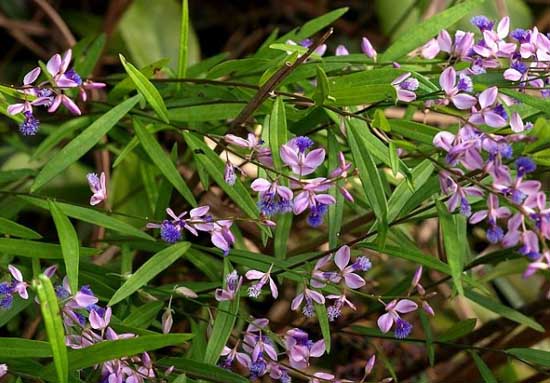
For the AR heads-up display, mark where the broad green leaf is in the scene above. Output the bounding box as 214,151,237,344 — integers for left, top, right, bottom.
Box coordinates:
49,200,80,293
203,259,240,365
380,0,483,61
314,303,331,353
465,289,544,332
347,120,388,229
507,348,550,367
120,54,169,123
32,95,140,191
134,119,197,206
19,196,154,241
34,274,68,383
109,241,191,305
159,357,248,383
0,338,52,358
67,334,193,370
0,238,97,259
0,217,41,239
178,0,189,80
183,132,259,221
437,201,467,295
438,318,477,342
470,351,498,383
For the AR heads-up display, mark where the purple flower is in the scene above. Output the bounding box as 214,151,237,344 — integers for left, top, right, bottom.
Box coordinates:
291,287,325,317
392,73,418,102
293,178,336,226
0,364,7,378
89,306,112,330
246,265,278,299
160,221,182,243
327,293,356,321
251,178,293,216
332,245,367,289
439,66,477,109
215,270,242,301
471,16,494,31
87,172,107,206
280,137,325,176
285,328,325,369
19,111,40,136
220,343,251,369
224,161,237,185
469,194,511,244
8,265,28,300
516,157,536,177
225,133,273,167
335,45,349,56
377,299,418,339
361,37,377,59
210,220,235,256
469,87,508,128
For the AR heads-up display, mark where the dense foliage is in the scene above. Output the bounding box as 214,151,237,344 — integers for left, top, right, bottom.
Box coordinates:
2,0,550,382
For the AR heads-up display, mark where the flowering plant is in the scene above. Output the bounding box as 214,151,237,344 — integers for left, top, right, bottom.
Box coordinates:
1,1,550,382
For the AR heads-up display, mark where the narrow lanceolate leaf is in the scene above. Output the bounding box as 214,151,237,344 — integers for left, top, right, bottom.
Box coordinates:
120,55,169,123
0,217,41,239
134,119,196,206
347,121,388,229
34,274,68,383
19,196,154,241
507,348,550,367
0,238,97,259
32,95,140,191
109,241,191,306
437,201,467,295
379,0,483,61
313,66,330,105
178,0,189,81
203,259,240,365
327,133,344,248
419,311,434,366
159,357,248,383
470,351,497,383
0,338,52,358
67,334,193,370
465,289,544,332
269,97,291,259
438,318,477,342
49,200,80,293
183,132,260,221
314,303,331,353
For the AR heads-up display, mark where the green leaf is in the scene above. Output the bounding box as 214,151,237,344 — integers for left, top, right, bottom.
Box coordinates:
178,0,189,80
67,334,192,370
109,241,191,305
419,311,434,366
507,348,550,367
388,119,439,145
438,318,477,342
380,0,484,61
134,119,196,206
0,338,52,358
49,200,80,294
437,201,467,295
313,66,330,105
347,120,388,227
19,196,154,241
32,95,140,191
0,238,97,259
0,217,41,239
389,142,399,177
465,289,544,332
123,301,164,328
203,259,240,365
328,84,395,106
72,34,106,78
183,132,259,221
361,243,450,274
314,302,331,353
159,357,248,383
327,134,344,248
120,54,170,123
470,351,497,383
499,88,550,116
168,103,245,122
34,274,69,383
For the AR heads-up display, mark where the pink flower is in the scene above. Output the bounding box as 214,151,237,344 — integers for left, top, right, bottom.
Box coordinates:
469,87,508,128
291,287,325,317
215,270,242,301
377,299,418,339
8,265,28,300
246,265,278,299
87,172,107,206
391,73,418,102
332,245,367,289
280,137,325,176
361,37,377,59
439,66,477,109
285,328,325,369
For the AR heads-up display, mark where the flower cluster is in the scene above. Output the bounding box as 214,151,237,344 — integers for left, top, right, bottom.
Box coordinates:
148,206,235,255
7,49,104,135
425,15,550,282
226,135,355,228
0,265,31,309
55,277,168,382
